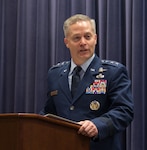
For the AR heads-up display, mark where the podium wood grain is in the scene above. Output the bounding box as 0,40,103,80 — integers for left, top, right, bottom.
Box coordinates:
0,113,90,150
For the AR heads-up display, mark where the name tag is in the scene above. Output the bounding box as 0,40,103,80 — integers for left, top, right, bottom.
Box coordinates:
50,90,58,96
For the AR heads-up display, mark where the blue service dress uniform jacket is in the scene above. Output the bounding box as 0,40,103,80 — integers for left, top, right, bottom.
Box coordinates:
40,55,134,150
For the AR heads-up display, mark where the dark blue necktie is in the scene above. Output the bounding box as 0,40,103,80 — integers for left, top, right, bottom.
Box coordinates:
71,66,82,97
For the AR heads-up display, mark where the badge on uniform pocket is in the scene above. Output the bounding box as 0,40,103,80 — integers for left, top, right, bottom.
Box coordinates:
90,100,100,110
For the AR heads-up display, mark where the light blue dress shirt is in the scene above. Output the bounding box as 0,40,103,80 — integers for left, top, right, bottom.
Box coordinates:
68,53,95,90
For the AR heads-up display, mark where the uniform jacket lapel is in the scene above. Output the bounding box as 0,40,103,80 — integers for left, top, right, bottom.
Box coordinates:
57,56,102,103
73,56,102,102
58,64,72,101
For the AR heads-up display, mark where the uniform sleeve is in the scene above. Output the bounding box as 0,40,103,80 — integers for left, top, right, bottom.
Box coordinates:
39,69,57,115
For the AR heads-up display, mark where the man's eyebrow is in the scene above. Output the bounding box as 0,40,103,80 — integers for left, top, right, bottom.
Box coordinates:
73,32,92,35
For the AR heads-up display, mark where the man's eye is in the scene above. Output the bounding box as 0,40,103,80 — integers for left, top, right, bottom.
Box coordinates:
73,36,80,42
85,35,91,40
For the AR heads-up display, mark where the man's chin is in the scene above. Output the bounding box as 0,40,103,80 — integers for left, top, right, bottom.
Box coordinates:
80,53,92,59
79,55,91,62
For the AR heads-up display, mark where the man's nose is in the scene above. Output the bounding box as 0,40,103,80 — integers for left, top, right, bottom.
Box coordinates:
80,37,86,46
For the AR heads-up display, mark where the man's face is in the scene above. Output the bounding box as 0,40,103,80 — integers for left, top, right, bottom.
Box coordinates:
64,21,97,65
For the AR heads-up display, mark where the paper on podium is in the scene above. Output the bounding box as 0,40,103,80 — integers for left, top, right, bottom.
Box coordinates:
44,113,80,126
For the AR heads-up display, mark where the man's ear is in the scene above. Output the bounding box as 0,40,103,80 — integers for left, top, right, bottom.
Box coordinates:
95,34,98,45
64,38,69,48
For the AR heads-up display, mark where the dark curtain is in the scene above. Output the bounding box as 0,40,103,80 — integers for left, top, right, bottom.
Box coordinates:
0,0,146,149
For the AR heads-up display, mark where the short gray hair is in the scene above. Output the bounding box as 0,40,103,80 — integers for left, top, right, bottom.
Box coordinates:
63,14,96,37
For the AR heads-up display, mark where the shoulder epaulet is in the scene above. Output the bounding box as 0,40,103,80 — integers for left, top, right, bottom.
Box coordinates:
50,61,70,70
102,60,121,66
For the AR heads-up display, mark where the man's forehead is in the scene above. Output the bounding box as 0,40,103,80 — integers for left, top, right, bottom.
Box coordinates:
66,21,94,37
69,22,93,31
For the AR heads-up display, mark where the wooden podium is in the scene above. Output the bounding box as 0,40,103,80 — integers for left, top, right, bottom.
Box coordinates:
0,113,90,150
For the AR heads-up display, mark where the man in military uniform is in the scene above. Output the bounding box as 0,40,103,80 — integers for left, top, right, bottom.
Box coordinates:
40,14,134,150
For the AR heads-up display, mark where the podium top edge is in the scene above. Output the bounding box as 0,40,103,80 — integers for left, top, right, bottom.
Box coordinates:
0,113,81,129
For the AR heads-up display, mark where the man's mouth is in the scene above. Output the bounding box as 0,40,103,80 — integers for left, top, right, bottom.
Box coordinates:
80,49,88,52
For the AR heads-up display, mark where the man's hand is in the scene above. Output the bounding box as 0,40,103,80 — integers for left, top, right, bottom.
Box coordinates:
78,120,98,138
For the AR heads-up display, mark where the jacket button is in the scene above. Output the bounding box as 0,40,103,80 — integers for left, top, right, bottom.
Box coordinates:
70,106,74,110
